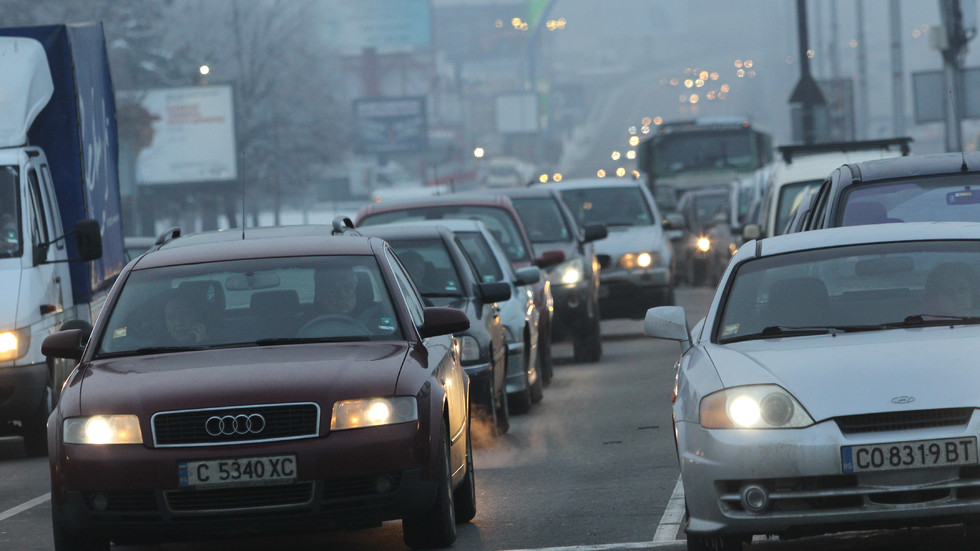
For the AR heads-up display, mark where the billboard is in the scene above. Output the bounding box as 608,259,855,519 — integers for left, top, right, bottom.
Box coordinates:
123,86,238,185
496,92,539,134
324,0,431,54
354,96,428,154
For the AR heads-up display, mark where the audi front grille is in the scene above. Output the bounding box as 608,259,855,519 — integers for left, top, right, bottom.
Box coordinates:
152,403,320,447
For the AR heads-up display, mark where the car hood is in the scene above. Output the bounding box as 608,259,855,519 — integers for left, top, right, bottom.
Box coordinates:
595,225,664,256
74,342,409,416
704,327,980,421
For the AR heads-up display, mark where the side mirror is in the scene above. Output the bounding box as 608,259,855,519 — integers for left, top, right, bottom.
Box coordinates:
42,329,87,361
515,266,541,286
75,219,103,261
644,306,691,350
536,249,565,269
478,281,511,304
419,307,470,338
663,213,686,230
582,223,607,243
742,224,761,241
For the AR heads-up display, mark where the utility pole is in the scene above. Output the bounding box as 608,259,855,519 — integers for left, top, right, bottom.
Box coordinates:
829,0,841,78
938,0,972,152
890,0,906,137
856,0,870,139
790,0,826,144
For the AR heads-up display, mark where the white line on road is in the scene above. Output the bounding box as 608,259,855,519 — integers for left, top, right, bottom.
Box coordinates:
652,476,685,543
0,493,50,523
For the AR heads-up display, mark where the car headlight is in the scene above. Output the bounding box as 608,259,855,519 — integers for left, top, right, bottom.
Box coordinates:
64,415,143,444
696,236,711,252
331,397,418,431
0,329,30,362
699,385,813,429
620,252,659,269
550,258,584,285
458,335,481,362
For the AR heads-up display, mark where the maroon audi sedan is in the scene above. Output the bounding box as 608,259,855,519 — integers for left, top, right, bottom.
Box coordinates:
42,223,473,550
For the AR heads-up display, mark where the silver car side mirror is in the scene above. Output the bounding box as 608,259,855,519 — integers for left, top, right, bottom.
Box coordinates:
644,306,692,352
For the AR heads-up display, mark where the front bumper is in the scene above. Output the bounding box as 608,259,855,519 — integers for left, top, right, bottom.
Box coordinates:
51,422,438,543
598,267,672,319
0,361,47,422
677,413,980,539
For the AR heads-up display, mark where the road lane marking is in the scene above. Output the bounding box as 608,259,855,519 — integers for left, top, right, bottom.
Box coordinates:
0,493,50,522
653,476,685,542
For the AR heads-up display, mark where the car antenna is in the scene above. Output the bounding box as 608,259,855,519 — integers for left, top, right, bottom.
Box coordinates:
241,176,247,239
962,151,969,173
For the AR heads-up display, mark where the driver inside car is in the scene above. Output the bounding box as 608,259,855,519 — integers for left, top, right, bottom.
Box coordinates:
310,267,390,335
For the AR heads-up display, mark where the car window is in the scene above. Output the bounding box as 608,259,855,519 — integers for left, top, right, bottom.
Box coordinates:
360,205,530,263
387,249,425,327
0,166,21,258
388,239,465,297
510,198,571,243
838,174,980,226
774,179,821,236
95,255,402,356
456,231,506,283
560,186,655,228
715,240,980,343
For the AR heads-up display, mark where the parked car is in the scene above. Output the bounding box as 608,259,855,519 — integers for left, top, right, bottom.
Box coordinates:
789,151,980,232
42,223,475,550
358,223,512,434
673,186,738,287
356,194,556,395
496,187,607,362
645,221,980,550
551,178,676,318
431,219,543,414
749,137,911,238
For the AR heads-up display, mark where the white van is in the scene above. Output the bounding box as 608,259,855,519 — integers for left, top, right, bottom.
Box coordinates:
751,138,911,238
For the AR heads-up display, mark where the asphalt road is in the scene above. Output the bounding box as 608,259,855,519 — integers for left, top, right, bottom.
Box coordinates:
3,287,980,550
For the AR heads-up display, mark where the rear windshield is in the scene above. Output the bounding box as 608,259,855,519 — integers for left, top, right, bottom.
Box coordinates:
511,197,571,243
95,255,402,357
456,231,506,283
387,239,465,297
839,174,980,226
360,206,530,264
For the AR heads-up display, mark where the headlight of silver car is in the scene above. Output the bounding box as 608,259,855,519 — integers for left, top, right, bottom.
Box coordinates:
331,397,418,431
64,415,144,444
550,258,584,285
699,385,814,429
620,252,659,269
458,335,481,362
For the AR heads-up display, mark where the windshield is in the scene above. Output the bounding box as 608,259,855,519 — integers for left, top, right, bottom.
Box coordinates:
652,129,757,175
0,166,21,258
511,198,571,243
560,186,656,228
839,174,980,226
716,240,980,343
690,192,729,225
774,179,820,236
360,206,530,264
387,239,465,297
95,255,402,357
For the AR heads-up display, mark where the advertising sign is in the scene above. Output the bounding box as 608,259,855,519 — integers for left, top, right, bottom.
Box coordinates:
353,96,428,154
125,86,238,185
324,0,431,54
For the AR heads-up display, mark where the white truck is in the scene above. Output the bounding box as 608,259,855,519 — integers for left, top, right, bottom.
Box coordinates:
0,24,125,455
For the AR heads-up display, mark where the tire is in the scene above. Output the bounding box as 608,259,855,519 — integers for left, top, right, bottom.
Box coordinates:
573,310,602,363
538,331,553,387
494,367,510,435
52,508,109,551
22,386,51,457
403,424,457,549
529,348,544,404
685,533,744,551
453,423,477,523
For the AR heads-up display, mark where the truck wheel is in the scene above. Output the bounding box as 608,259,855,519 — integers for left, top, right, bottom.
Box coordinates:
22,387,51,457
402,424,457,549
573,312,602,363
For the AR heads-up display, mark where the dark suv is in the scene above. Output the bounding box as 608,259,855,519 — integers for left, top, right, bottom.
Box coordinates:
495,187,607,362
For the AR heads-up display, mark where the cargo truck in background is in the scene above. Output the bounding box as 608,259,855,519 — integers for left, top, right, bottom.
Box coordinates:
0,24,124,456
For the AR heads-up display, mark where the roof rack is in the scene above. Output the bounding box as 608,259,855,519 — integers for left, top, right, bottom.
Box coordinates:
778,137,912,164
331,216,361,236
154,227,181,246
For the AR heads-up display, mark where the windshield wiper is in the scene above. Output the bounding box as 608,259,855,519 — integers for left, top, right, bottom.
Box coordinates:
883,314,980,328
421,292,463,298
254,336,370,346
94,346,208,358
722,323,885,344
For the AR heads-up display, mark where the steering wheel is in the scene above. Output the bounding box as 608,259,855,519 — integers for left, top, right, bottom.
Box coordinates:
297,314,371,338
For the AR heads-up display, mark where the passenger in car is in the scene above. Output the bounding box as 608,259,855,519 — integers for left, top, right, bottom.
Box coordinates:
163,292,210,345
923,262,978,316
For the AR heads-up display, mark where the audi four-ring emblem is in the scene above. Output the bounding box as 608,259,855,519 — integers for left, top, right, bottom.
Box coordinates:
205,414,266,436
